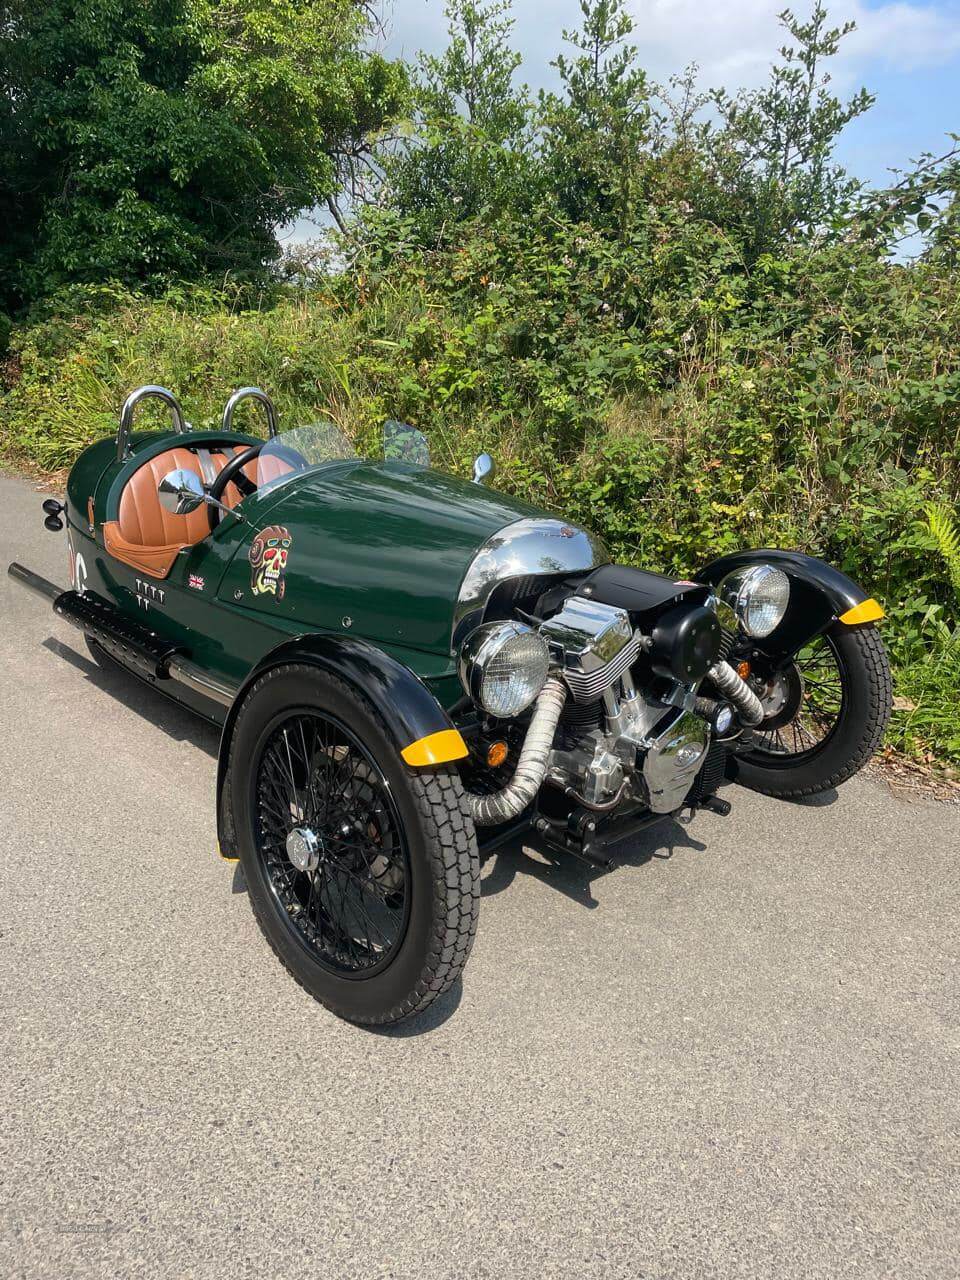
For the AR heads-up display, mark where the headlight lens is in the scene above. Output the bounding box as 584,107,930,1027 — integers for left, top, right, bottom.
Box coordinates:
718,564,790,638
458,621,550,718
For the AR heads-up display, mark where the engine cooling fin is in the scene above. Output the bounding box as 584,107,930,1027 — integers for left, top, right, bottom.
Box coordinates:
686,742,729,805
562,631,641,703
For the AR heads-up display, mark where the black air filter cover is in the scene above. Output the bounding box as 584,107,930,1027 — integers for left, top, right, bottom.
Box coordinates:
576,564,710,618
650,602,722,683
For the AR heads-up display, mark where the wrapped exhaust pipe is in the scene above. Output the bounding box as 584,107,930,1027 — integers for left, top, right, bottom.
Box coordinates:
707,660,764,726
465,677,567,826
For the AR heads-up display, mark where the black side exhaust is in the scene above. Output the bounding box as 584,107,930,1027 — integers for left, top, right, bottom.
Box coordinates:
7,562,61,602
7,562,235,708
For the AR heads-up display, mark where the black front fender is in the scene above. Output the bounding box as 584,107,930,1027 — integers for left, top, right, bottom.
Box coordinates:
695,549,884,659
215,635,467,858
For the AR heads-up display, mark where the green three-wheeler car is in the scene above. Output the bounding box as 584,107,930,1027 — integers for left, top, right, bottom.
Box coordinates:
9,385,891,1025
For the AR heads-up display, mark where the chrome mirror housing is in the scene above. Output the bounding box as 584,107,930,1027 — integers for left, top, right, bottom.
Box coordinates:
472,452,495,485
158,468,205,515
158,467,243,523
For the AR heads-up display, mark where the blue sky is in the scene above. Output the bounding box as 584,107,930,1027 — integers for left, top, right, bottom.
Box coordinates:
283,0,959,242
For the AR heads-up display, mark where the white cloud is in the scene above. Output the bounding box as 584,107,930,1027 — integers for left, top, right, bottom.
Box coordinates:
843,2,960,69
629,0,960,91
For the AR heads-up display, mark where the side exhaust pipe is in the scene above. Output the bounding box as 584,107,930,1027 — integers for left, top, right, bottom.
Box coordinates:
7,562,62,602
7,562,235,708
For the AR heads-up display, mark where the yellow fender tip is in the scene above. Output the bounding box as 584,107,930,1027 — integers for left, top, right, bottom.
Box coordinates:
838,598,884,625
401,728,469,767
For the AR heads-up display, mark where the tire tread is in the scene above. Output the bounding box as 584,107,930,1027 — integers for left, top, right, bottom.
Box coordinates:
737,624,891,800
225,663,480,1026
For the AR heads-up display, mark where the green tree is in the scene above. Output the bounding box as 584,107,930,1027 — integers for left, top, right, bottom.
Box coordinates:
710,2,874,253
0,0,405,312
374,0,538,242
540,0,651,238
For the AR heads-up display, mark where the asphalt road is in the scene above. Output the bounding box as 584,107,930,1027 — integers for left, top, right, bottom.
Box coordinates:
1,468,958,1280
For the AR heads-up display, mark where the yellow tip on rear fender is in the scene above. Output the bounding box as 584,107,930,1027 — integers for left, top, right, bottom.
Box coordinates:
401,729,469,767
838,598,884,626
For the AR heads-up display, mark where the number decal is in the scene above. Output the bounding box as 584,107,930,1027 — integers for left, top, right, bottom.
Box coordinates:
74,548,88,595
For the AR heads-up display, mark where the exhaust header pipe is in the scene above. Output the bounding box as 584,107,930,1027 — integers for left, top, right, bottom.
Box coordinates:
464,677,567,826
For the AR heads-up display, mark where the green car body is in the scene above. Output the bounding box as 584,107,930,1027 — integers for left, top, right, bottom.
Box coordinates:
64,428,546,716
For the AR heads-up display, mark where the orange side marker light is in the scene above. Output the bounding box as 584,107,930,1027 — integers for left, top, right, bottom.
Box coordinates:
838,598,884,626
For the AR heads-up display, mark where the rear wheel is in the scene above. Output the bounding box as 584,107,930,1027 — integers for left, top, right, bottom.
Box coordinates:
225,664,480,1026
732,623,891,799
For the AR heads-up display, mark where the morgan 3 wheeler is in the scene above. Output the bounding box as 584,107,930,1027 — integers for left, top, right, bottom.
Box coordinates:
9,385,892,1025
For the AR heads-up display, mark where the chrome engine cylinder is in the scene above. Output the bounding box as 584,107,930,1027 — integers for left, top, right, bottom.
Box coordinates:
540,597,641,703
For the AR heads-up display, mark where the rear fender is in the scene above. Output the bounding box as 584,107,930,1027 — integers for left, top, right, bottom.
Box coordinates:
215,634,467,858
695,549,884,659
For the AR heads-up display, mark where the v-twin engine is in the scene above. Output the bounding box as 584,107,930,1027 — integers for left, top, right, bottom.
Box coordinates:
541,596,710,814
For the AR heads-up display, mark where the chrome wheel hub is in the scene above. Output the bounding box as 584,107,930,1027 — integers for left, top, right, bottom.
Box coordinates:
286,826,322,873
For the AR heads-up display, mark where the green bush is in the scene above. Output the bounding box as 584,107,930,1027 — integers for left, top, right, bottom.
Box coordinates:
1,231,958,766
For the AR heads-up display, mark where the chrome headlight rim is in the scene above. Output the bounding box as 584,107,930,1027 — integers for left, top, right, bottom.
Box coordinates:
458,620,551,719
718,564,791,638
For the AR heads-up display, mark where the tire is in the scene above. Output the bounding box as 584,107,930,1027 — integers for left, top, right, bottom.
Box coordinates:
732,623,891,800
224,663,480,1026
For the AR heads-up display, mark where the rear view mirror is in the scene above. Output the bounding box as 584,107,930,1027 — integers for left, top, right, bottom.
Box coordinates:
158,468,205,515
472,453,495,486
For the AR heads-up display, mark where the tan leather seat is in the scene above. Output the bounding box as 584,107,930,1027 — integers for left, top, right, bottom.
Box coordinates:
103,447,209,578
103,445,296,579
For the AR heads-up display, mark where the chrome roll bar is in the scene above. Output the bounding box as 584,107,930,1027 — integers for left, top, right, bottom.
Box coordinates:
221,386,279,438
117,385,187,462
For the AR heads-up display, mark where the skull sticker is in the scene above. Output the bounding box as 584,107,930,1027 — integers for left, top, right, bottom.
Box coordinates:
249,525,292,599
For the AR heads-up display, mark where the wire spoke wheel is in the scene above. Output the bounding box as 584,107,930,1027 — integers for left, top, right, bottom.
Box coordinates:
730,622,891,800
746,633,846,764
255,710,411,977
229,664,481,1024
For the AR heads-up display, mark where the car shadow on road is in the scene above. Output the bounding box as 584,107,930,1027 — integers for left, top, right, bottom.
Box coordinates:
42,635,220,754
480,818,708,911
787,788,839,807
371,981,465,1037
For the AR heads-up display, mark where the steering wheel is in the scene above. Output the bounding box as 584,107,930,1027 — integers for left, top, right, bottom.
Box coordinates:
207,441,308,530
208,443,264,530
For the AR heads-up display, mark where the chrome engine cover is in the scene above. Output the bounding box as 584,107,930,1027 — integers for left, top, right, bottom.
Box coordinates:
547,689,710,814
548,729,625,805
540,597,641,703
539,594,713,815
640,709,709,813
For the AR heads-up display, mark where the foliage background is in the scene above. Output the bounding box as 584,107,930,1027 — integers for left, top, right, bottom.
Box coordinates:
1,0,959,766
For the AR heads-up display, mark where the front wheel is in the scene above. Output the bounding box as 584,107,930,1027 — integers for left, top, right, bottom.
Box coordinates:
731,623,892,799
224,664,480,1026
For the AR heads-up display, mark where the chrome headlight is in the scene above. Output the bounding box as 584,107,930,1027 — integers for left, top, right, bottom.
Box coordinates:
458,621,550,718
718,564,790,638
